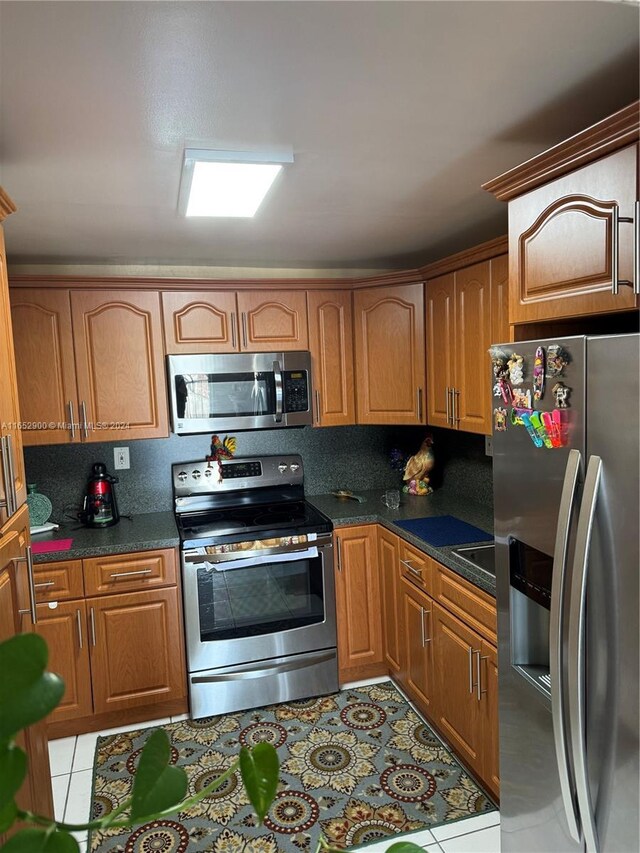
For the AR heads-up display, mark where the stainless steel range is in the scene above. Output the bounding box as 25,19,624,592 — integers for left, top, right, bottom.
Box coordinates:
173,454,338,718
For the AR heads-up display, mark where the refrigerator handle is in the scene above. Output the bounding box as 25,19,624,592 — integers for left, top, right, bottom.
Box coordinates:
567,455,602,853
549,448,582,845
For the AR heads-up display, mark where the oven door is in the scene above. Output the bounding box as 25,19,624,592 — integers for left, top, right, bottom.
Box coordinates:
182,537,336,673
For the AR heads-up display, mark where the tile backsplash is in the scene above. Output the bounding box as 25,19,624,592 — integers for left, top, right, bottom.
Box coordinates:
24,425,493,522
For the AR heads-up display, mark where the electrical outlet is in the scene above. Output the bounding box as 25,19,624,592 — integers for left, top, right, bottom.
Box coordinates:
114,446,130,470
485,435,493,457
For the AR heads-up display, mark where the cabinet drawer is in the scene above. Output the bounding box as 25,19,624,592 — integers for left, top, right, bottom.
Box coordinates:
433,564,496,645
399,541,433,595
83,549,177,596
33,560,83,603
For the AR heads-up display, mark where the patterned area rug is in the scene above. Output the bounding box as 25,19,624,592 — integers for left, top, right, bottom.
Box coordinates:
89,681,495,852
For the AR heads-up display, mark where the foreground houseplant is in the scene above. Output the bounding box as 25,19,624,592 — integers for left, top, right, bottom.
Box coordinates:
0,634,422,853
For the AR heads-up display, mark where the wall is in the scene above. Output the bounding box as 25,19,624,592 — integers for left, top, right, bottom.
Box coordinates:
24,425,492,523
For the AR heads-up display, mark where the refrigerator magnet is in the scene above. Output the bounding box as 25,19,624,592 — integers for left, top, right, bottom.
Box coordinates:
533,347,545,401
508,352,525,385
547,345,569,376
512,387,532,409
494,407,508,431
489,346,509,380
552,382,571,408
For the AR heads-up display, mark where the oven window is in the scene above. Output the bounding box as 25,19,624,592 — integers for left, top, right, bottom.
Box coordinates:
196,556,325,641
175,371,276,419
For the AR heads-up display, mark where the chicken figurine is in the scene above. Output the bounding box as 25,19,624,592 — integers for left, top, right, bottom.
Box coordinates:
206,434,237,482
402,434,434,495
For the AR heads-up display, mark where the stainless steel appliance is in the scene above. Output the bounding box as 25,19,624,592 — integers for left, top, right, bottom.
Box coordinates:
493,334,639,852
167,351,312,435
173,454,338,718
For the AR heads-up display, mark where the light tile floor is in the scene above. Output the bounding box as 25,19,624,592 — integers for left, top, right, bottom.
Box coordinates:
49,706,501,853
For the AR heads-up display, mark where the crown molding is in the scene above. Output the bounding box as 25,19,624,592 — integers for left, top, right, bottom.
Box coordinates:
420,235,508,280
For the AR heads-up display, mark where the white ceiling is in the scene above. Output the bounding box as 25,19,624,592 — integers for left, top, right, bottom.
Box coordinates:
0,1,638,272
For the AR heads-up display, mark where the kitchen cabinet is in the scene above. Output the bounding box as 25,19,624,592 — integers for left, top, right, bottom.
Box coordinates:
31,547,187,737
162,290,239,353
426,257,506,435
354,283,426,425
378,527,401,674
400,577,435,716
237,290,308,350
307,290,355,426
0,216,27,519
334,525,385,683
481,640,500,799
483,104,639,323
0,503,53,821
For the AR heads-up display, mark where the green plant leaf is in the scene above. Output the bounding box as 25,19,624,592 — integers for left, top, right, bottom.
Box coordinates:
0,828,79,853
0,743,27,809
384,843,426,853
239,742,279,824
130,729,187,820
0,635,65,741
0,800,17,834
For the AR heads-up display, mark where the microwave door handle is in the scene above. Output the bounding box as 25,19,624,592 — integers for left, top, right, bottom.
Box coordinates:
567,455,602,853
273,360,284,423
550,448,582,845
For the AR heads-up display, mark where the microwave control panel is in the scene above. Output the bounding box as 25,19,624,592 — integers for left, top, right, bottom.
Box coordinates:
283,371,309,412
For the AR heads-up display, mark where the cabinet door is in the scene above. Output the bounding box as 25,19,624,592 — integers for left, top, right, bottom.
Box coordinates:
490,254,510,346
9,288,79,446
354,283,425,425
455,261,492,435
26,600,93,724
426,274,455,429
307,290,355,426
378,527,400,674
334,526,384,681
399,579,435,717
237,290,308,351
162,291,239,353
71,290,169,441
481,640,500,800
0,227,27,520
432,602,483,777
509,144,638,322
88,587,185,714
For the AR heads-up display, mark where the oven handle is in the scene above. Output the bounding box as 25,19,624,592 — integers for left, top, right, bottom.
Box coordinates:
185,545,320,570
191,649,336,682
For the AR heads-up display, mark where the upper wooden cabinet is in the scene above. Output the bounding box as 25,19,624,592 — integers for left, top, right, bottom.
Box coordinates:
483,103,640,323
237,290,308,350
162,290,239,353
354,282,426,425
426,256,507,436
307,290,355,426
0,220,27,521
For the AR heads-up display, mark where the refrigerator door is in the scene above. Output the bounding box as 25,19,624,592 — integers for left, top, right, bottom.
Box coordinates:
494,337,586,852
582,334,639,852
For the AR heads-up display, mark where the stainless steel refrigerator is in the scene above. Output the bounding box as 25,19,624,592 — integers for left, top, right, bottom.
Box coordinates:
493,334,639,852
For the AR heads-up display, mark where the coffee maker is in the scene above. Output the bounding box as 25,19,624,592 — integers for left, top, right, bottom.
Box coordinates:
79,462,120,527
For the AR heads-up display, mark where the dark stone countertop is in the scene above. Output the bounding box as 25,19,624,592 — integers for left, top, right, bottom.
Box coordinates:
31,511,179,563
307,489,496,596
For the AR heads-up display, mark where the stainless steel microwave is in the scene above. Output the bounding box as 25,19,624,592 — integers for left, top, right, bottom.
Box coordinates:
167,352,313,434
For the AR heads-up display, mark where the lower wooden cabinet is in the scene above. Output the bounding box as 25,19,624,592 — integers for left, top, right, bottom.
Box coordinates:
481,640,500,798
378,527,401,674
334,525,385,683
399,577,435,714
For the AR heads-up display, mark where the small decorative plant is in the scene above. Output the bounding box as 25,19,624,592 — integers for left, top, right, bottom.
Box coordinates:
0,633,422,853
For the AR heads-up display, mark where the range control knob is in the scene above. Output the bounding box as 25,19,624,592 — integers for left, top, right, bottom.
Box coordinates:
290,463,300,472
177,471,188,482
204,468,213,478
278,463,288,473
192,469,202,480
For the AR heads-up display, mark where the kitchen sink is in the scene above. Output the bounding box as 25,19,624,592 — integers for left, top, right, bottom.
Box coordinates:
451,543,495,577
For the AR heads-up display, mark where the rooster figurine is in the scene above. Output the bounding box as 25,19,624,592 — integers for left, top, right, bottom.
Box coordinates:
206,434,237,482
402,434,434,495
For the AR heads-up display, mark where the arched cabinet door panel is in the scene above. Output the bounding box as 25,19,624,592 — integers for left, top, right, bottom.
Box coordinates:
307,290,354,426
71,290,169,442
237,290,308,350
162,291,239,353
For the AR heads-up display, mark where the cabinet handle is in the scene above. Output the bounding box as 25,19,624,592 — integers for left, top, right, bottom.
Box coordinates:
231,312,237,349
475,651,488,702
76,608,83,650
34,580,56,589
3,434,18,516
420,606,425,647
454,389,460,425
416,388,423,421
611,204,634,295
80,401,89,440
445,387,451,425
0,436,14,516
315,390,321,424
400,559,422,579
635,200,640,296
336,536,342,572
68,400,76,440
241,313,248,349
89,607,96,646
468,646,474,694
109,568,152,579
16,546,37,624
423,608,432,644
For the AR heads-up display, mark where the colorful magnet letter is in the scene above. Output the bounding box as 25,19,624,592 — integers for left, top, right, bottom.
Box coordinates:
512,387,532,409
494,407,508,431
508,352,525,385
547,345,569,377
520,411,544,447
552,382,571,408
533,347,545,401
530,411,553,449
511,407,531,426
542,411,563,448
489,346,509,380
